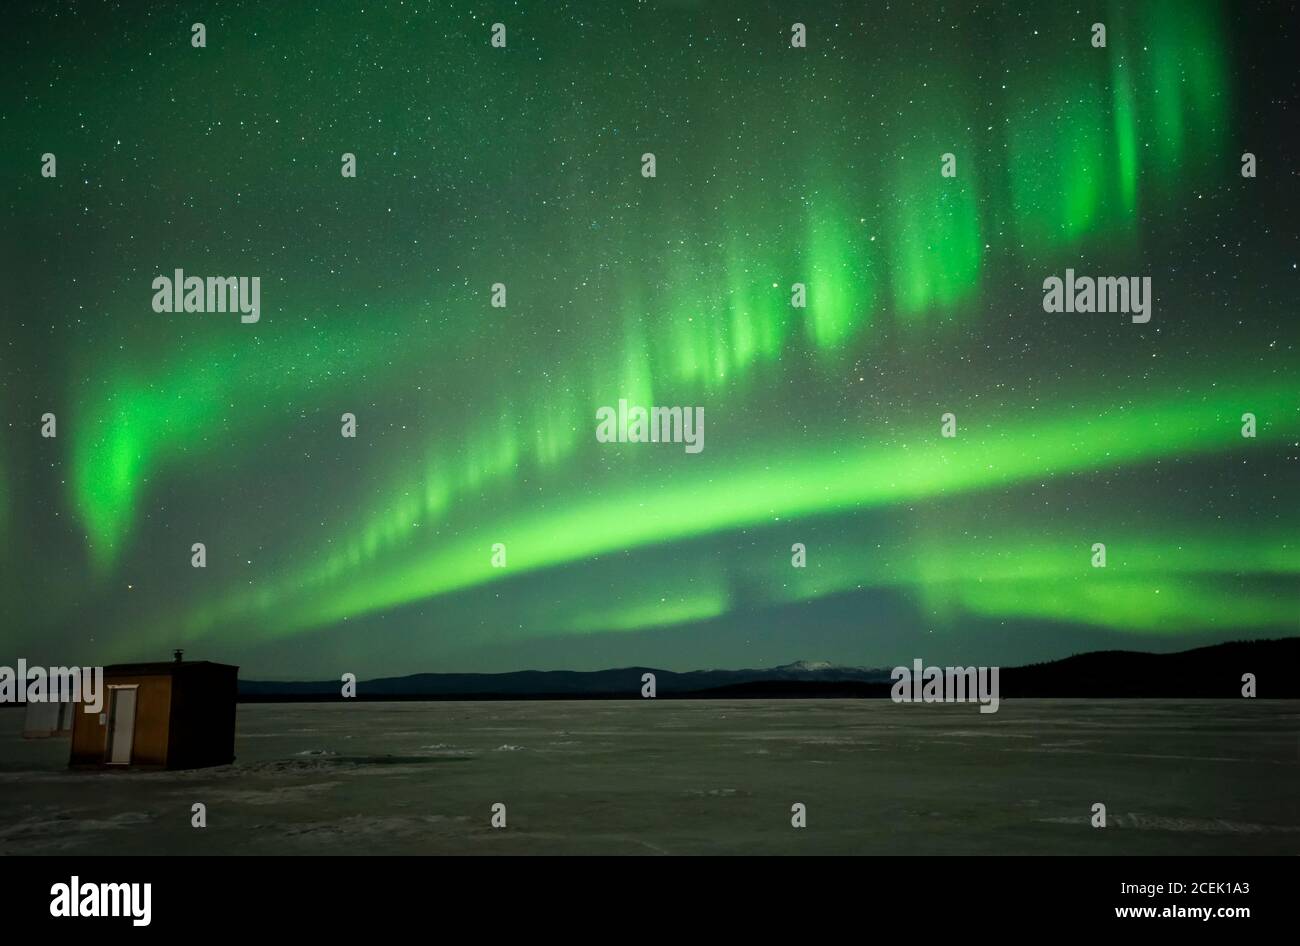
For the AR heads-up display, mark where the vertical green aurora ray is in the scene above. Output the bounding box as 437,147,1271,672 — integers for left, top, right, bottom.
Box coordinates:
1007,75,1117,247
1006,0,1228,248
1110,27,1140,218
884,76,983,323
805,191,877,350
887,157,981,322
1141,0,1230,186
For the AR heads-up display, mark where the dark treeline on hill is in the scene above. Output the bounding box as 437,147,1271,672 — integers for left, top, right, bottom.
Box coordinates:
237,639,1299,701
996,638,1295,697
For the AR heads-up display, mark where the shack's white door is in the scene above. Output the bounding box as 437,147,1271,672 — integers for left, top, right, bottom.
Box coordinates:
106,686,138,764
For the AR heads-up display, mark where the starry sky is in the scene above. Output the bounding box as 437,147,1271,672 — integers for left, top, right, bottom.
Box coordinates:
1,0,1297,679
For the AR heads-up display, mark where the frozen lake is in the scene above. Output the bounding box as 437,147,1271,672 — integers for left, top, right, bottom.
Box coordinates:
1,699,1296,855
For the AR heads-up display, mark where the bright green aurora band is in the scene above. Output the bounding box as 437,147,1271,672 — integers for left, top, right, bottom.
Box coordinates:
2,0,1295,676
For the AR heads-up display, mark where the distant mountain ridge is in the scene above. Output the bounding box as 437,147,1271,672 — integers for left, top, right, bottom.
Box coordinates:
239,659,896,700
238,638,1299,700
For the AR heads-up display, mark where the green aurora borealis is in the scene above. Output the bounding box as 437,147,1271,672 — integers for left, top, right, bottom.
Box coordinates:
2,0,1297,677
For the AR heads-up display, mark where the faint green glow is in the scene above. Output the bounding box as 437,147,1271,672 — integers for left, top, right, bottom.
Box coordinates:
618,309,656,407
888,158,981,318
957,576,1299,633
567,592,729,635
1111,53,1140,217
726,246,788,367
770,524,1300,632
1143,0,1229,182
0,449,7,540
534,391,579,467
1008,78,1115,246
805,196,876,349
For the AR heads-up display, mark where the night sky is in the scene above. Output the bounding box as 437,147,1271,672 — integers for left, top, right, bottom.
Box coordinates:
2,1,1296,679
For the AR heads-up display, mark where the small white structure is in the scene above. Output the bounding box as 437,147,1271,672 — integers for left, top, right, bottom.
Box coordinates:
23,701,74,738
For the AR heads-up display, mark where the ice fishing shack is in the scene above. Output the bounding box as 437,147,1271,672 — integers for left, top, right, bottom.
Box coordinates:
22,700,74,738
69,652,239,770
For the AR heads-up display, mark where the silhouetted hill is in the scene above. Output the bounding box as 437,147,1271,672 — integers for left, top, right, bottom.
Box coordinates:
997,638,1296,698
238,638,1298,700
239,660,895,701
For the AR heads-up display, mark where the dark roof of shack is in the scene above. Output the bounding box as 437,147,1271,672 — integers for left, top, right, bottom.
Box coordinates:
102,661,239,677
